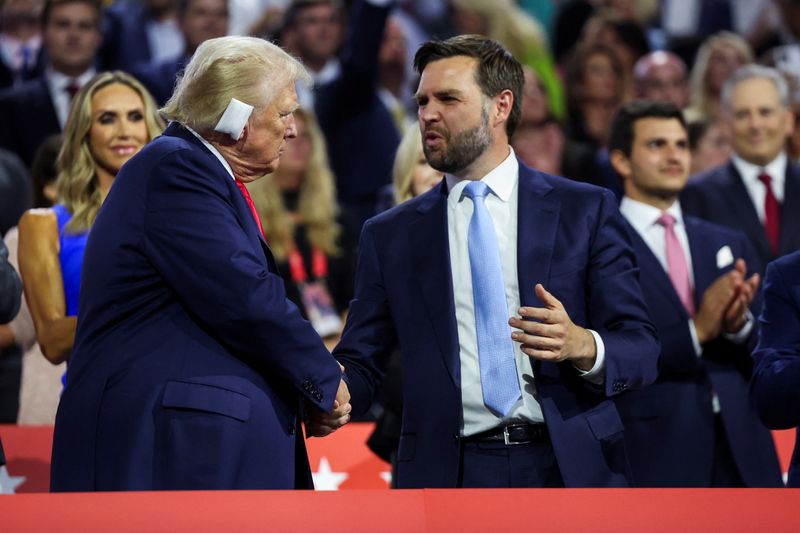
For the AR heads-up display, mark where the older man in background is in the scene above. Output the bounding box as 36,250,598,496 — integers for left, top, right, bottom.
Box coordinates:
50,36,349,492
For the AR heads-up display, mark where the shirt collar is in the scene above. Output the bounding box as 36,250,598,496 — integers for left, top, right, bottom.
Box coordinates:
445,147,518,202
731,151,786,188
46,66,95,92
620,196,685,235
184,124,235,180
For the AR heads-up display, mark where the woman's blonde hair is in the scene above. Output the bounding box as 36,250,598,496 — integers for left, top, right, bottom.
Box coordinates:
392,125,424,204
162,35,310,132
58,70,164,233
248,108,341,261
688,31,753,118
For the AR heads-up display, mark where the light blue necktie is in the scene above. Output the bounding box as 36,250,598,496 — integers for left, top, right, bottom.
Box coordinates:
463,180,520,416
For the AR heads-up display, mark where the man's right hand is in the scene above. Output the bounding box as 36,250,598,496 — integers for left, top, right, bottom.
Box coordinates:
694,267,743,344
305,366,352,437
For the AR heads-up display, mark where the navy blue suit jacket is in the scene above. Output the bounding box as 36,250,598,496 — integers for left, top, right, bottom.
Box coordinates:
315,0,400,229
50,123,342,491
128,56,187,106
333,163,660,488
682,161,800,271
0,78,60,167
751,250,800,487
617,212,782,486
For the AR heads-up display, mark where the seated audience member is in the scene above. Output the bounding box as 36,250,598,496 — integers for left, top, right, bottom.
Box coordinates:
449,0,564,119
315,0,404,229
100,0,184,71
609,100,782,487
687,31,753,121
633,51,690,109
512,117,565,177
18,72,164,368
247,108,357,344
0,0,46,89
563,43,624,149
751,250,800,487
129,0,229,106
683,65,800,272
687,117,732,175
276,0,344,109
0,0,102,167
2,136,66,425
0,149,31,237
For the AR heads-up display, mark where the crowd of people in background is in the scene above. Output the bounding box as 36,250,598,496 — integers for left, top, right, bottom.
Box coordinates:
1,0,800,488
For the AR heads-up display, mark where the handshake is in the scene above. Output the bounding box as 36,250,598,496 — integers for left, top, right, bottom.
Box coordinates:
305,363,352,437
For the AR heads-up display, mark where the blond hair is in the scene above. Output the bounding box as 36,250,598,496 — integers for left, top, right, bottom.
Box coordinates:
392,125,424,204
688,31,753,118
247,108,340,260
58,71,164,233
162,36,310,132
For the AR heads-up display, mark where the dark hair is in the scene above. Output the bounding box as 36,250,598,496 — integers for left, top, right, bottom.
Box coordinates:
42,0,102,28
283,0,342,28
563,43,624,117
414,34,524,137
609,100,687,156
31,134,63,208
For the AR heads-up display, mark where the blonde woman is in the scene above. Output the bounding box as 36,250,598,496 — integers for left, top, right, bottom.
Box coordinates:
17,71,163,366
248,108,357,340
392,125,442,204
688,32,754,120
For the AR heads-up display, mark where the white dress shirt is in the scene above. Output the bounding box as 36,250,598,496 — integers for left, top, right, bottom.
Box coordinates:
447,148,605,436
45,68,96,129
731,152,787,223
146,18,184,63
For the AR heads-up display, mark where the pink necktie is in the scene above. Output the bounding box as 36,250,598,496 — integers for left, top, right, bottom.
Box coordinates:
657,212,695,316
235,179,265,238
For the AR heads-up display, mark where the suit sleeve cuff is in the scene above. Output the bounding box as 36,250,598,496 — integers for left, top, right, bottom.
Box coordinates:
722,309,754,344
574,330,605,385
688,319,702,356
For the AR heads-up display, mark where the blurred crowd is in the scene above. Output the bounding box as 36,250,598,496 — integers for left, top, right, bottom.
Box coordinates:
0,0,799,449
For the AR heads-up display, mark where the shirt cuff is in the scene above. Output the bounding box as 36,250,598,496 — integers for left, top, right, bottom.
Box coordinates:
575,330,605,385
688,319,702,356
722,309,754,344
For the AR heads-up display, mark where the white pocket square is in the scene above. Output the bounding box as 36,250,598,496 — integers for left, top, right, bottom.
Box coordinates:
716,245,734,269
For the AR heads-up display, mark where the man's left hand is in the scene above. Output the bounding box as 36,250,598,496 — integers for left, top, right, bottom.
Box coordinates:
509,283,597,371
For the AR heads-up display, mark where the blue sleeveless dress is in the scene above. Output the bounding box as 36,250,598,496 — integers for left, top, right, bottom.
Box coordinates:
53,204,88,386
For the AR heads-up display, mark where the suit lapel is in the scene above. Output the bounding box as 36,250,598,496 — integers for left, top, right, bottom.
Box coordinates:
625,219,687,317
409,183,460,386
780,164,800,256
723,163,771,262
166,124,279,273
516,165,559,308
685,217,719,308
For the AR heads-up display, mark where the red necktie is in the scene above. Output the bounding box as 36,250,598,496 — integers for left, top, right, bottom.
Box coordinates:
758,172,781,256
235,179,265,238
65,79,80,102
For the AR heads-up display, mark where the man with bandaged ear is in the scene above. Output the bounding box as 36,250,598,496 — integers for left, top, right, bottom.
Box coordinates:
50,36,350,492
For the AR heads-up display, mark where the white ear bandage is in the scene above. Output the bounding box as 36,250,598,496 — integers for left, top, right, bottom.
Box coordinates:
214,98,254,141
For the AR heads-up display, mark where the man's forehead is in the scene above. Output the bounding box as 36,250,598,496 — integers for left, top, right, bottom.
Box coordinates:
418,56,478,89
634,117,687,137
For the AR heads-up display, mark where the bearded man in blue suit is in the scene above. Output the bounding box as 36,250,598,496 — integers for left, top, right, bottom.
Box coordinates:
50,36,350,492
609,100,782,487
317,36,660,488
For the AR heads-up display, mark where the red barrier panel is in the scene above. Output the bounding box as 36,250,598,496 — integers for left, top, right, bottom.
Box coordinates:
0,424,796,492
0,488,798,532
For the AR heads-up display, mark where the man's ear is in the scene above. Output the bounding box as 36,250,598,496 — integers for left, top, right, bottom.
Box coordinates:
609,149,631,181
494,89,514,128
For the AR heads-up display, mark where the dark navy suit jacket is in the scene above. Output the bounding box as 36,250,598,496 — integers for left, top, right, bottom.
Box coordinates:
50,123,342,491
682,161,800,271
617,212,782,487
315,0,401,229
751,250,800,487
128,56,188,106
333,163,660,488
0,78,60,167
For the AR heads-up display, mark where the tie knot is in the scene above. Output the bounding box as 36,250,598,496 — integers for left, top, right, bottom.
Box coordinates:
758,172,773,187
463,180,490,200
656,212,676,229
65,80,80,100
